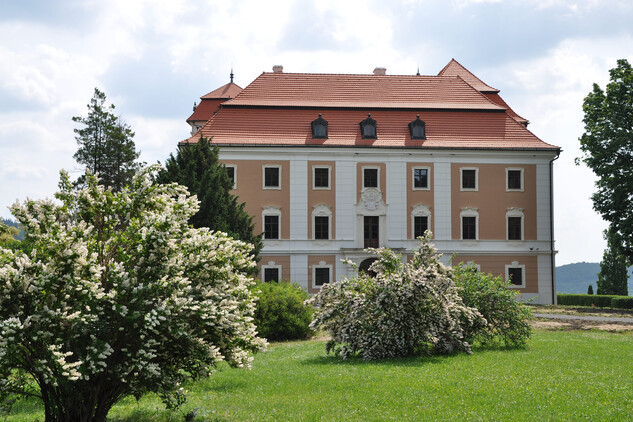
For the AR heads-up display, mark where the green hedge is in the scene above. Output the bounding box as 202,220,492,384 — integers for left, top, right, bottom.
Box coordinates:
557,293,633,309
610,297,633,309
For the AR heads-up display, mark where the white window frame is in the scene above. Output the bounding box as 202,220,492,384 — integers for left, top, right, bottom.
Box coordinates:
261,261,282,282
312,261,333,288
506,207,524,241
460,167,479,191
312,166,331,190
362,166,380,190
262,206,281,240
312,204,332,241
465,261,481,272
505,261,526,289
411,204,432,239
460,207,479,241
262,165,282,190
506,167,524,192
225,164,237,189
412,166,431,191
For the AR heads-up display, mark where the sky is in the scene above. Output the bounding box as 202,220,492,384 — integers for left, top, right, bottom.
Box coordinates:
1,0,632,265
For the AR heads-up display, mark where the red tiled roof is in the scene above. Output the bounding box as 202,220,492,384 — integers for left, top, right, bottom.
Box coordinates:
187,99,222,123
201,82,243,99
184,108,558,150
438,59,499,93
225,72,503,110
484,93,529,125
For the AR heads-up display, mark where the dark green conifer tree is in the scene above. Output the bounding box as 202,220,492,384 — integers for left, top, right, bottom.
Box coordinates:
157,137,262,258
73,88,140,191
597,231,628,295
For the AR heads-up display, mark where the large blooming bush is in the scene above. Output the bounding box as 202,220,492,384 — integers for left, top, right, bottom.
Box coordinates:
309,234,486,360
0,166,266,422
453,263,531,347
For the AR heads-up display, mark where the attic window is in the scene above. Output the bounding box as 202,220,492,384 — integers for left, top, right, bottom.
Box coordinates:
311,114,328,139
360,114,377,139
409,115,426,140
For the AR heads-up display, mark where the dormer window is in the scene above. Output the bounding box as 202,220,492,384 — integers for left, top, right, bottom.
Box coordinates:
311,114,328,139
409,115,426,140
360,114,377,139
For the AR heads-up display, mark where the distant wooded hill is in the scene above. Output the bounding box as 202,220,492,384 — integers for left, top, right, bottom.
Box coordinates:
556,262,633,294
1,218,25,240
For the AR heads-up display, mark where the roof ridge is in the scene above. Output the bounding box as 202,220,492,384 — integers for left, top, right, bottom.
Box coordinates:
438,58,499,93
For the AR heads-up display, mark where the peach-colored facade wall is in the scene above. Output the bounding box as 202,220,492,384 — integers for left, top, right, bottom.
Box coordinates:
307,255,336,294
308,161,336,239
406,162,434,239
221,159,290,239
453,254,539,293
258,255,291,282
451,164,536,240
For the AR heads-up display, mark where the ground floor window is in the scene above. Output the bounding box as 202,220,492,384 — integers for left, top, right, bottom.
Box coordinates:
505,261,526,288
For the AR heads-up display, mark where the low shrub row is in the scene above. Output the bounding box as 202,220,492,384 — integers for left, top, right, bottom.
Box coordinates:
557,293,633,309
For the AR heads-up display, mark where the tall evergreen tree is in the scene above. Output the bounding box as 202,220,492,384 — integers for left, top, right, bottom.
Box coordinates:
73,88,140,191
157,137,262,258
597,230,629,295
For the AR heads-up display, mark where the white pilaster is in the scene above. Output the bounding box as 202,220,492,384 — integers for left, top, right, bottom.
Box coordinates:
290,160,308,239
434,161,452,240
386,161,406,240
335,160,355,241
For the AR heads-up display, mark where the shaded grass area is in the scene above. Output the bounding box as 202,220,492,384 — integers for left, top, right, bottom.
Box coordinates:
6,330,633,421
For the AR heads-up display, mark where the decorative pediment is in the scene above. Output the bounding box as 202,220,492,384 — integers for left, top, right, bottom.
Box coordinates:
356,188,387,215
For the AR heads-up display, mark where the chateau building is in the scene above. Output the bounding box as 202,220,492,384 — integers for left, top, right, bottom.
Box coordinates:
182,59,560,304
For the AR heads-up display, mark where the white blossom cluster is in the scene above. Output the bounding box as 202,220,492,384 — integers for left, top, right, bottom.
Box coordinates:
309,233,486,360
0,165,266,418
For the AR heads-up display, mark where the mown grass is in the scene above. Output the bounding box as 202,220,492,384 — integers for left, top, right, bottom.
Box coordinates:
6,330,633,421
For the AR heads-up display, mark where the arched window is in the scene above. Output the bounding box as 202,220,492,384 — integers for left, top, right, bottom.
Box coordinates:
311,113,328,139
359,114,377,139
411,204,432,239
408,115,426,140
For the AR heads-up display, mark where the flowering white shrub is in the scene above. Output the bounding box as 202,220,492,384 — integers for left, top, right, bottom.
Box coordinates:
0,166,266,422
309,234,485,360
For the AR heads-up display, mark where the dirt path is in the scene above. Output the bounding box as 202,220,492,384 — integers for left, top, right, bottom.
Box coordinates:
531,307,633,332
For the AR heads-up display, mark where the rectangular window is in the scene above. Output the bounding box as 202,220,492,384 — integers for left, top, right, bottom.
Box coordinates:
363,168,378,188
313,167,330,189
507,169,523,190
314,216,329,240
314,267,330,286
508,216,522,240
264,166,280,188
508,267,523,286
225,165,236,189
414,216,428,238
364,216,379,248
462,216,477,240
264,215,279,239
263,267,280,282
413,168,429,189
461,168,477,190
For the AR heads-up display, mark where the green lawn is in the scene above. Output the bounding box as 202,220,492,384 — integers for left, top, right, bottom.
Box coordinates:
6,330,633,421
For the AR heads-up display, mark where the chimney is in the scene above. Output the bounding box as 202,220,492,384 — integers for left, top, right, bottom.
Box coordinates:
373,67,386,76
272,65,283,73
